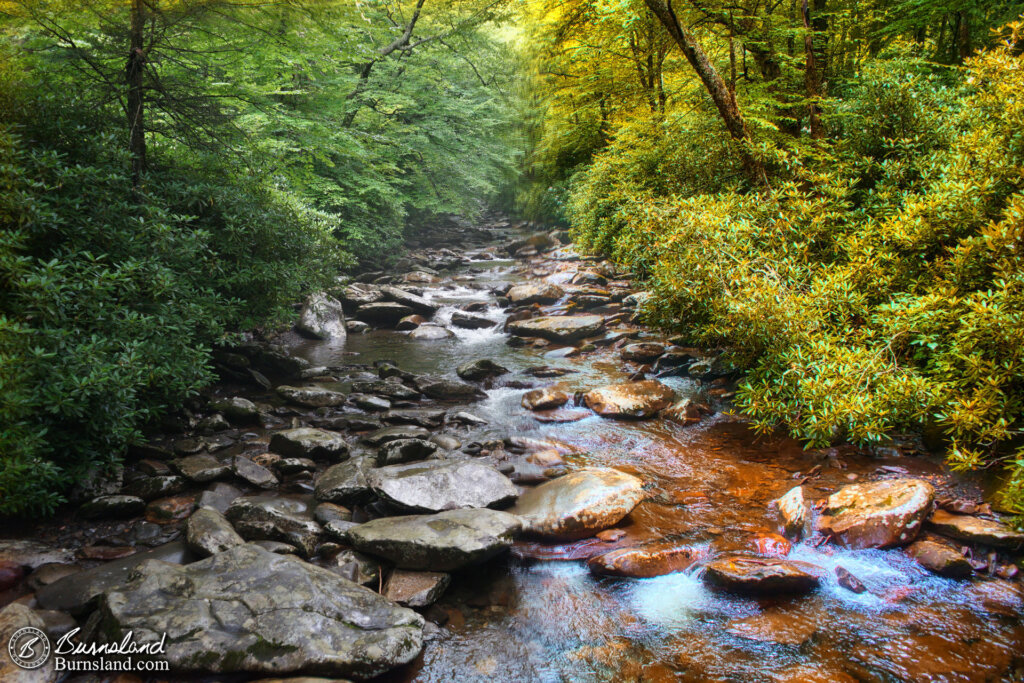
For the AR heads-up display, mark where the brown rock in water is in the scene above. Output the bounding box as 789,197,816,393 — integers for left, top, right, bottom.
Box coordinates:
508,315,605,342
620,342,666,363
925,509,1024,549
583,380,675,419
506,282,565,305
906,539,972,578
776,486,808,539
835,566,867,593
725,608,819,646
702,555,823,595
816,478,934,548
396,314,427,330
521,388,569,411
384,569,451,607
588,542,705,578
662,398,711,426
514,468,644,541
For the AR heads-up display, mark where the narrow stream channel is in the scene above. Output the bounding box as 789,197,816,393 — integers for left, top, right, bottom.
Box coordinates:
283,223,1024,682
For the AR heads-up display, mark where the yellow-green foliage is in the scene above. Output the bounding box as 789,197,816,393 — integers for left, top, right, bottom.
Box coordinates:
570,35,1024,515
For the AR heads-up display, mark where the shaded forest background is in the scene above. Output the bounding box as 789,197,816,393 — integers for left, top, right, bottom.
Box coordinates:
2,0,1024,519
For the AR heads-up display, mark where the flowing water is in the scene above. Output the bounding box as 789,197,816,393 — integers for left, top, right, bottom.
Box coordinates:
287,233,1024,683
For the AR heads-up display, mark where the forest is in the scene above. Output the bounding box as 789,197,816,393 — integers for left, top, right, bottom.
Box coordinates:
1,0,1023,525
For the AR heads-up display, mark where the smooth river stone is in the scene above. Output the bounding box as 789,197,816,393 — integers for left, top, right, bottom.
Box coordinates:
368,460,518,513
817,478,934,548
702,555,824,595
513,468,644,540
346,508,522,571
925,509,1024,549
588,542,706,578
508,315,605,342
583,380,675,419
93,544,423,678
506,282,565,305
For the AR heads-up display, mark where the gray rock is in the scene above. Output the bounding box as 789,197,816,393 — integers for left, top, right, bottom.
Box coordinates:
340,283,384,309
123,474,189,501
430,434,462,450
185,507,245,557
197,482,244,513
92,544,423,678
384,569,450,607
233,456,279,489
172,454,231,483
347,319,371,333
408,325,453,341
368,460,517,513
377,438,439,466
313,502,352,526
277,385,348,408
364,425,432,447
270,428,350,461
79,494,146,519
209,396,260,423
315,457,376,505
413,376,486,401
0,604,57,682
381,285,438,316
347,509,522,571
513,468,644,540
197,413,232,433
326,549,382,586
396,314,427,331
508,315,604,342
225,495,324,558
36,541,194,615
456,359,509,381
274,457,318,475
352,394,391,411
383,408,447,428
506,283,564,305
298,291,347,341
451,311,497,330
356,302,415,325
351,380,420,400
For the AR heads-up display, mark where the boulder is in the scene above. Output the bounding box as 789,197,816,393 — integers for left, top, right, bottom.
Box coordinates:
925,509,1024,549
123,474,189,501
185,507,245,557
339,283,384,309
776,486,808,539
583,380,674,419
0,604,57,682
817,478,934,548
277,385,348,408
347,509,521,571
506,283,565,305
457,359,509,382
377,438,439,466
79,494,146,519
315,457,376,505
384,570,451,607
364,425,432,447
351,379,420,400
414,376,486,401
513,468,644,540
326,549,382,586
663,398,711,426
356,302,415,325
298,292,347,341
270,428,350,461
225,495,323,557
233,456,279,489
209,396,260,423
702,555,823,595
906,539,973,578
451,311,497,330
172,454,231,483
368,460,518,512
521,388,569,411
588,542,704,578
408,325,453,341
508,315,605,342
396,314,427,331
620,342,665,362
380,285,438,316
93,544,423,678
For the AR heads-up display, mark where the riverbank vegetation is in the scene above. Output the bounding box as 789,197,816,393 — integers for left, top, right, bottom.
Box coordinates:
517,2,1024,515
0,0,519,514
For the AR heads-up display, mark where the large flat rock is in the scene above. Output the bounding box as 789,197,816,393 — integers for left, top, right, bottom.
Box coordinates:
508,315,604,342
346,509,521,571
926,509,1024,549
368,460,517,513
93,544,423,678
817,478,934,548
513,468,644,540
583,380,674,419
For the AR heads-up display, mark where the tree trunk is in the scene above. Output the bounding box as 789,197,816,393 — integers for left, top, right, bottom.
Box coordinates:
127,0,146,189
643,0,766,185
801,0,825,139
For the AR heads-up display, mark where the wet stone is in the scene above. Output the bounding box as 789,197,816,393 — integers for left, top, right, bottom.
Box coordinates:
146,495,197,524
776,485,808,539
383,408,447,428
326,549,382,586
185,507,245,557
508,315,605,342
513,468,645,541
315,457,376,505
835,566,867,593
368,460,518,512
225,495,323,558
381,285,438,316
364,425,432,446
409,324,454,340
233,455,279,489
1,603,57,682
93,543,423,678
122,474,189,501
662,398,711,426
620,342,665,362
356,301,415,325
926,509,1024,549
385,569,451,607
906,539,973,578
276,385,348,408
583,380,675,419
451,311,497,330
352,379,421,400
352,394,391,412
274,457,318,475
172,454,231,483
396,314,427,331
506,282,564,305
817,478,935,548
313,502,352,526
702,555,823,595
197,482,244,513
457,359,509,381
79,494,146,519
521,388,569,411
209,396,260,423
588,542,705,578
414,376,486,401
377,438,440,466
270,427,350,461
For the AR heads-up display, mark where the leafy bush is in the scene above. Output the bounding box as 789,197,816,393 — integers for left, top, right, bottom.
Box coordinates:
0,99,341,516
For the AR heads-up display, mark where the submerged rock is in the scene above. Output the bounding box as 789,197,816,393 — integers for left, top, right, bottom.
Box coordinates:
583,380,674,419
588,542,704,578
93,544,423,678
513,468,644,540
702,555,823,595
508,315,605,342
817,478,934,548
346,508,521,571
298,291,347,341
925,509,1024,549
368,460,518,512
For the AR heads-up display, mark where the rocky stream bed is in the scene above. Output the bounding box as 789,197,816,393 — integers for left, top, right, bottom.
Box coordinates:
1,216,1023,682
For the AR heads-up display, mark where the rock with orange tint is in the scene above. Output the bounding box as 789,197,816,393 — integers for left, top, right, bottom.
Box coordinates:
588,542,704,578
725,608,818,646
816,478,934,548
514,468,644,540
906,539,972,578
521,388,569,411
752,532,792,556
702,555,823,595
776,485,808,538
925,509,1024,549
662,398,711,426
508,315,604,342
583,380,674,419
